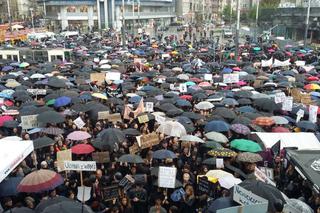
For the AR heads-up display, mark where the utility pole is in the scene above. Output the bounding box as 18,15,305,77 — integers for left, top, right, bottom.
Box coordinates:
137,0,140,28
30,8,35,33
304,0,311,47
235,0,240,60
6,0,12,32
255,0,259,42
230,0,233,25
202,0,205,22
122,0,126,47
132,0,135,34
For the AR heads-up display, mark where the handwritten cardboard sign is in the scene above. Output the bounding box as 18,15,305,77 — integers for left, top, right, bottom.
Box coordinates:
92,151,110,163
63,161,97,171
158,166,177,188
21,115,39,129
129,143,140,154
140,132,160,149
138,114,149,123
56,149,72,172
106,113,122,123
223,73,239,84
98,111,110,120
102,185,119,201
27,89,47,95
74,117,85,129
233,185,268,205
90,73,105,85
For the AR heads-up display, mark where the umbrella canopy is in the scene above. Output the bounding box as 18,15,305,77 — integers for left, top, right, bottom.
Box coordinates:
237,152,263,163
0,177,22,197
180,135,205,143
153,149,177,159
219,176,242,189
67,131,91,141
195,101,214,110
35,197,71,213
207,197,238,213
42,127,64,135
42,201,93,213
205,120,230,132
92,128,125,150
284,199,314,213
33,136,55,149
297,120,318,131
234,180,286,212
271,116,289,125
71,144,95,154
4,207,35,213
38,111,65,124
206,169,233,179
230,139,262,153
17,169,63,193
156,121,187,137
117,154,144,163
230,123,251,135
208,148,237,158
253,117,275,126
54,96,71,108
202,141,223,149
205,132,229,143
0,115,13,127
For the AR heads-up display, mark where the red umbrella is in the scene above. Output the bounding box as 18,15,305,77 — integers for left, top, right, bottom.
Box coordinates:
189,77,202,83
180,95,192,101
307,76,319,81
17,169,63,193
0,115,13,127
198,82,211,87
272,126,290,133
71,144,95,154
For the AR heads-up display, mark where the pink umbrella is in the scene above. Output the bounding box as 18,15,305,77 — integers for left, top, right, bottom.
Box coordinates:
198,82,211,87
0,115,13,127
236,81,247,86
67,131,91,141
71,144,95,154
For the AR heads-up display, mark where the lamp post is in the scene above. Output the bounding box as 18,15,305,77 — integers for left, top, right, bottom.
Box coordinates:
30,8,35,33
304,0,311,47
122,0,126,47
234,0,240,59
6,0,12,32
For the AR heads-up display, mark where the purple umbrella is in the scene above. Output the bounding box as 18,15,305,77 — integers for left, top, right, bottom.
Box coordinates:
2,65,14,72
230,123,251,135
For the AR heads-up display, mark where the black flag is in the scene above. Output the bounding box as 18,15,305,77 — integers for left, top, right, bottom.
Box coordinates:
271,140,281,157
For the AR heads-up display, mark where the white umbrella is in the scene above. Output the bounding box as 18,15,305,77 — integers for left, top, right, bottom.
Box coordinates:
218,176,242,189
180,135,205,143
30,73,46,79
172,67,182,72
156,121,187,137
99,59,109,65
271,116,289,125
177,74,189,81
100,64,111,69
205,132,229,143
195,101,214,110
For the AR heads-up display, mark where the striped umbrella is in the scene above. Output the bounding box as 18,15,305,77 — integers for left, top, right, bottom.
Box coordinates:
230,124,251,135
17,169,63,193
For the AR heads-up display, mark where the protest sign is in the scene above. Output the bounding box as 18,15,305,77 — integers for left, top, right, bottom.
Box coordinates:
233,185,268,205
93,58,100,63
295,61,306,66
77,186,91,202
309,105,318,123
56,149,72,172
98,111,110,120
27,89,47,95
179,83,187,93
21,115,39,129
63,161,97,171
170,84,175,90
217,203,268,213
274,92,286,104
154,115,166,124
197,176,211,195
133,174,147,184
90,73,105,85
254,167,276,186
119,175,135,192
138,114,149,124
300,93,313,105
282,96,293,111
261,58,273,67
216,158,224,169
74,117,85,129
145,102,154,112
102,185,119,201
258,167,274,180
105,72,121,81
158,166,177,188
106,113,122,123
273,59,290,67
162,53,170,59
140,132,160,149
296,109,304,123
92,152,110,163
129,143,139,154
223,74,239,84
204,74,213,81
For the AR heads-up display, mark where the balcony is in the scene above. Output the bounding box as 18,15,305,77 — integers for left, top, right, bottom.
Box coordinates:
123,11,176,19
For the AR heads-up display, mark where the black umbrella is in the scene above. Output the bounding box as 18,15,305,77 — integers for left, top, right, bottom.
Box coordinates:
117,154,144,163
4,207,35,213
92,128,125,150
182,112,205,120
297,120,317,131
33,136,55,149
233,180,286,212
3,120,19,128
122,128,141,136
213,107,237,120
0,177,22,197
207,197,238,213
47,77,67,88
35,197,71,213
41,201,93,213
253,98,281,112
37,111,65,124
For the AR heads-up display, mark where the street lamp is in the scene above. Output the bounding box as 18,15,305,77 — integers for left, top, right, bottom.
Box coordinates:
235,0,240,59
6,0,12,32
30,8,35,33
304,0,311,47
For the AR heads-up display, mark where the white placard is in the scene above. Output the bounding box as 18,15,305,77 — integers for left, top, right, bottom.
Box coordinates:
105,72,121,81
27,89,47,95
158,166,177,188
223,74,239,84
309,105,318,123
0,98,4,104
296,109,304,123
63,161,97,171
254,167,276,186
274,92,286,104
261,58,273,67
295,61,306,66
21,115,39,129
233,185,268,205
162,53,170,59
93,58,100,63
77,186,91,202
73,117,85,129
170,84,175,90
179,83,187,93
145,102,154,112
216,158,224,169
282,96,293,111
155,115,166,124
204,74,213,81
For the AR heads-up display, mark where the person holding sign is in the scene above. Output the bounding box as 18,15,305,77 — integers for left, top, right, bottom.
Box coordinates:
180,184,196,213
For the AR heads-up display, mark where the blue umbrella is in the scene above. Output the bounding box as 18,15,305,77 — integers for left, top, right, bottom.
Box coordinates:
0,92,12,99
236,106,257,113
2,66,14,72
207,197,238,213
176,99,192,107
153,149,177,159
140,85,158,92
54,96,71,108
0,177,23,197
222,67,233,74
204,120,230,132
129,95,142,104
310,91,320,97
79,93,92,101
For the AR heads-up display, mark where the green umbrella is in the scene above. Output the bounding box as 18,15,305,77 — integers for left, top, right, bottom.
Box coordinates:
46,99,55,106
253,47,261,51
230,139,262,153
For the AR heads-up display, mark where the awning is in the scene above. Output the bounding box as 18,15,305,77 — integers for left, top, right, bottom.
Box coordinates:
286,149,320,193
250,132,320,150
0,137,34,183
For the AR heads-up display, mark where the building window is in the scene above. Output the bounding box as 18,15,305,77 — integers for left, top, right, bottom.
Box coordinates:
67,6,76,13
80,6,88,13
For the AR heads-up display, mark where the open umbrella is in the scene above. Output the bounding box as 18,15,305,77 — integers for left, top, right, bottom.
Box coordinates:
42,201,93,213
0,115,13,127
195,101,214,110
208,148,237,158
156,121,187,137
271,116,289,125
284,199,313,213
92,128,125,150
206,169,233,179
42,127,64,135
297,120,318,131
17,169,63,193
207,197,238,213
4,207,35,213
202,157,217,165
33,136,55,149
180,135,205,143
205,132,229,143
71,144,95,154
237,152,263,163
205,120,230,132
117,154,144,163
202,141,223,149
35,197,71,213
54,96,71,108
230,139,262,153
153,149,177,159
0,177,22,197
38,111,65,124
219,176,242,189
253,117,275,126
230,123,251,135
67,131,91,141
